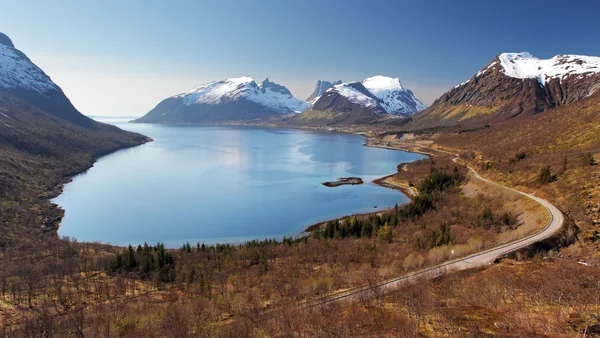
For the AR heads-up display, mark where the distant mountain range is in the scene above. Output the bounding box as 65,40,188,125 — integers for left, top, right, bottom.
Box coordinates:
137,75,426,124
136,77,309,123
8,31,595,131
295,76,426,125
411,52,600,128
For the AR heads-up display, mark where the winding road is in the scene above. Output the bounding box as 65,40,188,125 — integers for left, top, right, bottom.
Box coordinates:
298,157,564,308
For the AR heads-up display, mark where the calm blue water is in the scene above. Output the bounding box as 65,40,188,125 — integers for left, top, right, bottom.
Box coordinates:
54,119,425,247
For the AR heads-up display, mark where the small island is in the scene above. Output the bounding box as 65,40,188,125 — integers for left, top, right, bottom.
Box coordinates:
322,177,364,187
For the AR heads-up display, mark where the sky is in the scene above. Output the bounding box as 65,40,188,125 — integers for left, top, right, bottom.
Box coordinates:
1,0,599,116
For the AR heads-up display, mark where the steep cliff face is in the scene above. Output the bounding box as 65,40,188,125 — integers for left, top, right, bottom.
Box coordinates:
413,53,600,127
306,80,342,104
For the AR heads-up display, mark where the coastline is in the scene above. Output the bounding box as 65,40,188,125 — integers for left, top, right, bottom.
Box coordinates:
46,137,153,235
51,120,427,246
300,136,432,236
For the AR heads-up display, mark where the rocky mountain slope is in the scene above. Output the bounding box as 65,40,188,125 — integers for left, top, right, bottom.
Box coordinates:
411,52,600,128
136,77,309,123
306,80,342,104
295,76,425,125
0,32,100,129
0,32,148,239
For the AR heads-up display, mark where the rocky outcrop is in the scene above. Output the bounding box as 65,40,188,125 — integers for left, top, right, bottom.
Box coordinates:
306,80,342,104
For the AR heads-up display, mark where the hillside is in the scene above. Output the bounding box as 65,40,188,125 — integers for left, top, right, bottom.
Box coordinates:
410,52,600,129
0,32,100,129
436,91,600,229
0,32,149,247
136,77,309,123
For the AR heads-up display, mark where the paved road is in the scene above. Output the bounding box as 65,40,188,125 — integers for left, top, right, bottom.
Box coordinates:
299,159,564,308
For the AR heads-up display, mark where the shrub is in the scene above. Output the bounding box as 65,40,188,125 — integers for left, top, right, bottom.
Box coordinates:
538,166,556,184
582,152,596,166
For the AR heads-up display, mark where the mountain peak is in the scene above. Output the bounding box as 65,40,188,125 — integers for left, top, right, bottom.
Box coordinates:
0,32,14,48
139,76,309,123
306,80,343,103
497,52,600,83
304,76,425,120
259,77,292,96
362,76,403,92
418,52,600,128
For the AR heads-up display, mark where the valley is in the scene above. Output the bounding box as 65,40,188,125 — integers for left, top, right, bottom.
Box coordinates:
1,15,600,336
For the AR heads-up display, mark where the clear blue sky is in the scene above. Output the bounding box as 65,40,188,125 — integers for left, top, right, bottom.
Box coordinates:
2,0,599,115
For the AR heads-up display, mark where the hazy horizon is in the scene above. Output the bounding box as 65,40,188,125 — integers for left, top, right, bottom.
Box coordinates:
2,0,599,116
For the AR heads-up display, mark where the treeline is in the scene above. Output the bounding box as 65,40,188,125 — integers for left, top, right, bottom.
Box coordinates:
107,236,300,283
108,243,175,283
314,165,463,242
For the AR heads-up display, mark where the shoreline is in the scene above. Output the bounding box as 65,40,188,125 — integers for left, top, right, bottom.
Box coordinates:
301,140,431,235
51,120,428,247
47,137,153,235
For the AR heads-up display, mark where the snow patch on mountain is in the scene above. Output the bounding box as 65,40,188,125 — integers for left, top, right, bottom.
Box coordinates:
0,43,59,94
499,52,600,84
0,112,14,120
362,76,403,92
361,76,426,115
328,82,378,108
178,76,309,113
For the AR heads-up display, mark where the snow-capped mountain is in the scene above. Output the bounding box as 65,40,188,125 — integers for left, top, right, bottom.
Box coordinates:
137,77,309,123
306,80,342,104
0,32,95,128
498,52,600,84
361,76,426,115
0,34,58,94
414,52,600,127
328,81,380,108
295,76,425,125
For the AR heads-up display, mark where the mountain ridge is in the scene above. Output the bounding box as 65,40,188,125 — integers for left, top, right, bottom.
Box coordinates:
409,52,600,129
137,76,309,123
306,80,342,104
0,32,101,129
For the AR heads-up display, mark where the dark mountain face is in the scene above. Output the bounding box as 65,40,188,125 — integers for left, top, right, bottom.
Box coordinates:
411,53,600,128
260,78,292,96
310,82,383,113
137,97,291,123
0,32,97,129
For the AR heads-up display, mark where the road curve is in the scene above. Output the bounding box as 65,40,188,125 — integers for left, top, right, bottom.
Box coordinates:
298,158,564,308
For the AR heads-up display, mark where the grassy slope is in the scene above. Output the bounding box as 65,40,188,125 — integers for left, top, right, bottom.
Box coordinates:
435,93,600,233
0,93,149,248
